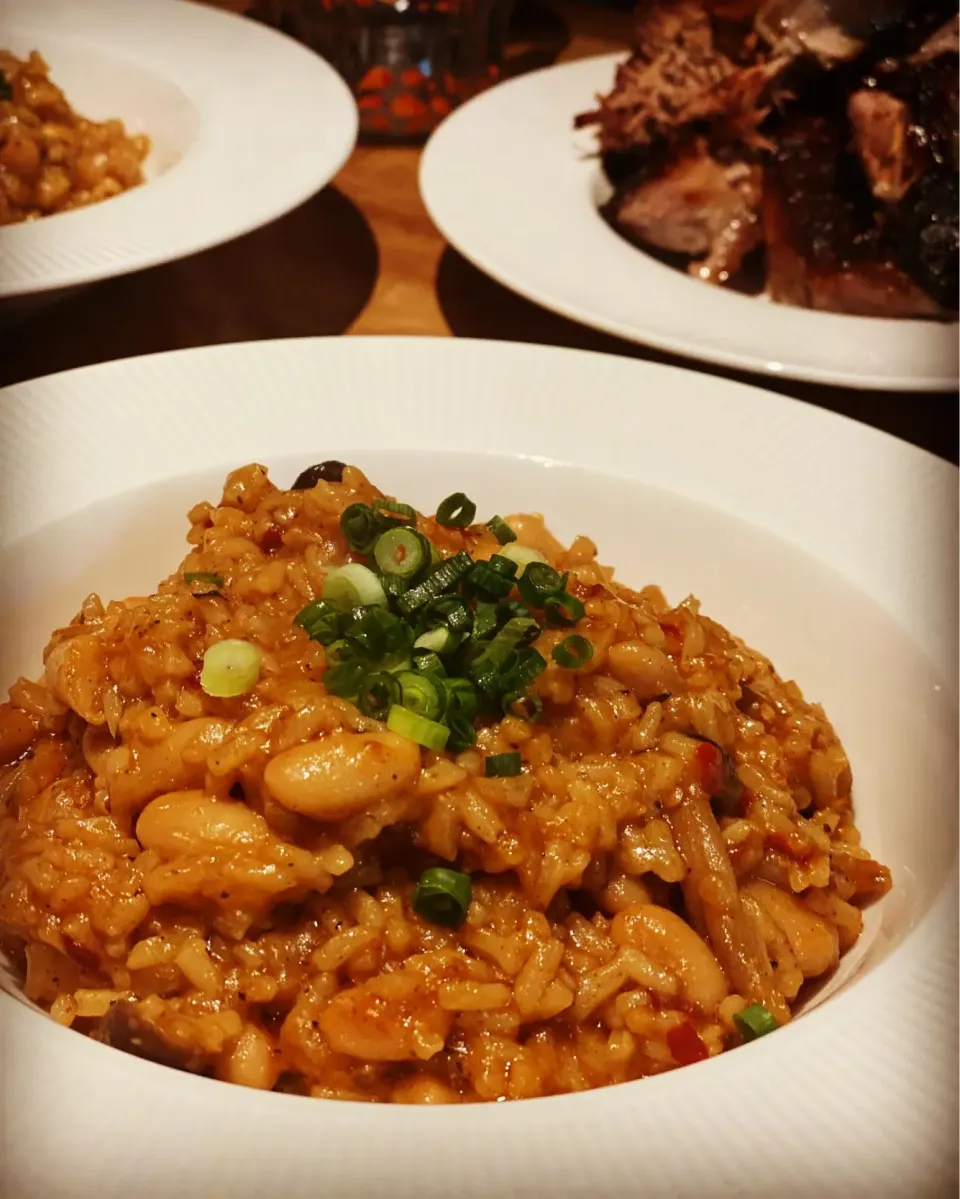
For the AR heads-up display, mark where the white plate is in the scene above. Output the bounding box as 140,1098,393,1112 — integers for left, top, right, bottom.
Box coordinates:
0,0,357,298
0,338,956,1199
420,55,960,391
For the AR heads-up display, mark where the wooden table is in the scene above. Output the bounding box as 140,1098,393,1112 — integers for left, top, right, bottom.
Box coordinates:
2,0,956,462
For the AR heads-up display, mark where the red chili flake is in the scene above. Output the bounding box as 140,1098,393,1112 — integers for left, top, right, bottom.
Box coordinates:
259,526,283,553
358,66,393,92
63,937,100,971
667,1021,709,1067
695,740,724,796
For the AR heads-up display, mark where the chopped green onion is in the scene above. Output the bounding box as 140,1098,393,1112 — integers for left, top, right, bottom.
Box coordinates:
184,571,224,589
357,671,401,721
323,658,367,698
503,690,542,721
500,647,547,695
471,601,500,642
414,626,458,654
443,677,479,720
200,640,261,698
396,671,445,721
500,543,547,570
446,710,477,751
372,497,416,524
544,592,586,627
412,866,472,928
397,551,472,615
322,563,387,609
373,527,429,580
381,574,410,601
343,607,412,665
552,635,594,669
485,751,522,778
468,617,540,694
486,516,517,545
517,562,565,608
294,599,344,645
387,705,449,750
465,559,516,600
435,493,477,529
339,503,379,552
412,649,445,676
734,1004,779,1042
420,595,472,635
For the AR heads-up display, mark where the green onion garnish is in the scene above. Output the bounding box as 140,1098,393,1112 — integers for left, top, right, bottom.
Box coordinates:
387,705,449,750
435,493,477,529
397,551,472,616
200,639,261,698
373,527,429,580
485,751,522,778
412,866,472,928
544,592,586,627
414,626,458,655
471,600,500,642
733,1004,779,1042
294,600,344,645
323,658,368,699
552,635,593,670
322,564,388,609
372,497,416,524
396,671,445,721
357,671,402,721
517,562,565,608
503,690,542,721
184,571,224,589
465,558,516,600
412,648,445,676
486,516,517,544
339,502,379,552
500,543,547,570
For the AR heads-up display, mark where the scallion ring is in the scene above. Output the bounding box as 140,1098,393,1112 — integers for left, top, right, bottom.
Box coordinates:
500,543,547,570
372,497,416,524
486,516,517,545
733,1003,779,1042
357,671,401,721
517,561,565,608
544,592,586,627
322,563,387,609
373,527,429,580
412,866,472,928
396,671,445,721
414,626,459,655
200,639,261,698
552,635,594,670
184,571,224,589
339,503,380,552
502,690,543,722
294,599,344,645
386,705,449,750
485,751,522,778
412,648,445,676
323,658,367,699
435,492,477,529
397,551,472,615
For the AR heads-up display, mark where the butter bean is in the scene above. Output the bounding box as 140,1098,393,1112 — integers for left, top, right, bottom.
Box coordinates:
264,731,420,821
606,640,680,700
136,790,269,856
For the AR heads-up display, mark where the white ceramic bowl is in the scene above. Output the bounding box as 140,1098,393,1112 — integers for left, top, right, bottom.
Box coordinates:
0,339,955,1198
420,54,960,391
0,0,357,302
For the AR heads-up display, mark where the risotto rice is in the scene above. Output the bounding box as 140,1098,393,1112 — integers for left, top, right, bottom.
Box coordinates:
0,463,891,1102
0,50,149,225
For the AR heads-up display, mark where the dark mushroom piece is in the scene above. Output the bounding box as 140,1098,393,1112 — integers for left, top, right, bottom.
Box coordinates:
291,461,346,489
96,1002,212,1076
689,733,745,817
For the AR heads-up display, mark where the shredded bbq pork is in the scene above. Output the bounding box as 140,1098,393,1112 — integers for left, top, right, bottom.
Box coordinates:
578,0,959,317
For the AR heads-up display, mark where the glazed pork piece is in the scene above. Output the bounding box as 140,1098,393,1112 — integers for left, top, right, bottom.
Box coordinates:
578,0,959,317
